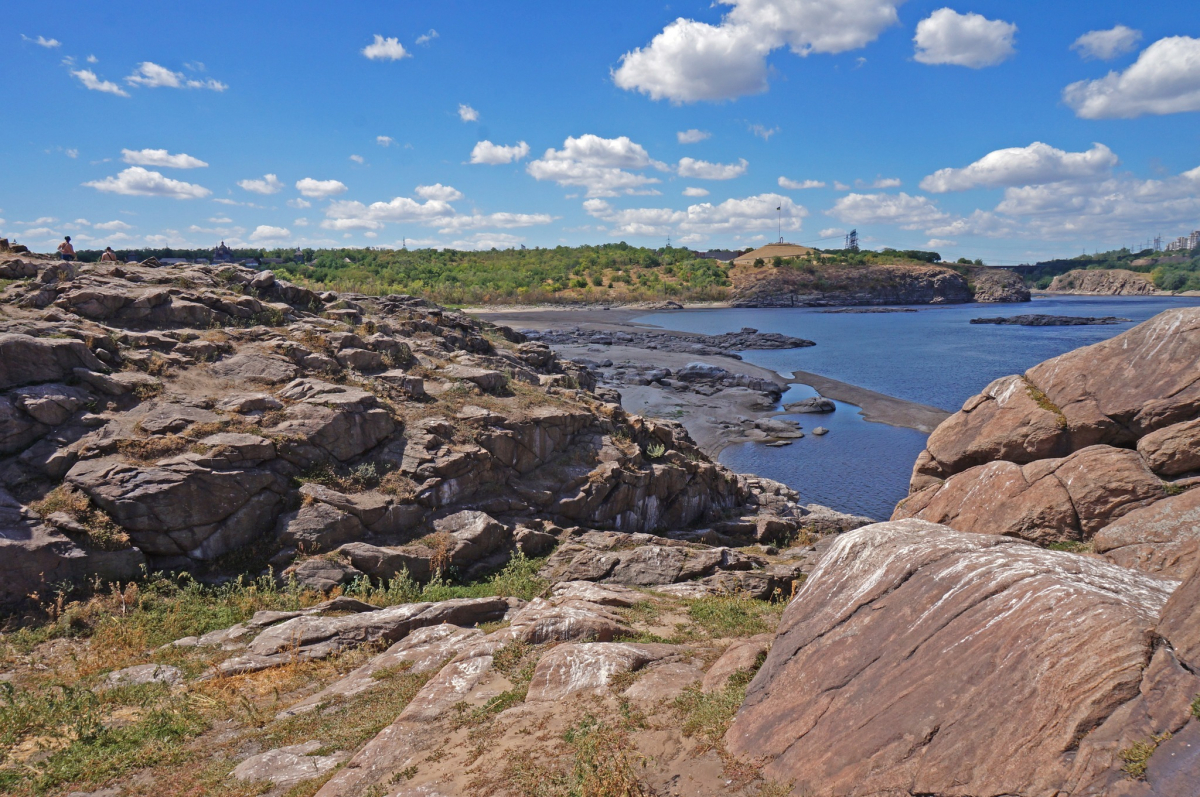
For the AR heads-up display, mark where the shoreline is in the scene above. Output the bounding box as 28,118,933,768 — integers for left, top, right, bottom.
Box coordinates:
470,305,949,458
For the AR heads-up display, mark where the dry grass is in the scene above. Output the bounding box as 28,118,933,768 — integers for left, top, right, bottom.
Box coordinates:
29,485,130,551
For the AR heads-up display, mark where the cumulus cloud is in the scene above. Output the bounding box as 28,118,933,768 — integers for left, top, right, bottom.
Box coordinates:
288,198,312,209
470,140,530,165
296,178,348,198
125,62,227,90
415,183,464,202
121,148,208,169
613,0,903,103
436,213,556,232
350,154,365,164
84,167,211,199
584,192,806,238
376,135,395,146
416,29,439,45
1071,25,1142,61
683,187,711,197
677,129,711,144
362,35,409,61
71,69,129,97
779,177,825,189
527,134,668,197
238,174,284,195
1063,36,1200,119
93,220,132,231
870,177,901,188
22,34,61,48
749,124,779,141
828,192,948,228
457,104,479,122
913,8,1017,68
677,157,748,180
249,225,291,242
921,142,1119,192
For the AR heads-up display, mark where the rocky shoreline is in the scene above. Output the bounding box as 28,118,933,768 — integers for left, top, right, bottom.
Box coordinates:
970,314,1132,326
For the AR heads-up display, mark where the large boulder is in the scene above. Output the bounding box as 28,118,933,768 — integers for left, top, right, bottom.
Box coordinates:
65,456,286,560
0,333,105,390
1094,488,1200,578
895,445,1166,544
911,308,1200,489
727,520,1194,797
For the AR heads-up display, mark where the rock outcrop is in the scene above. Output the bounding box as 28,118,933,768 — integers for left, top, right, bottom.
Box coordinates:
1048,268,1160,295
730,262,974,307
967,266,1031,302
727,519,1198,797
899,308,1200,568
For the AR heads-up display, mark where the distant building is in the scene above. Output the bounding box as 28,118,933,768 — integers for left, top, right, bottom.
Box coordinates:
732,242,815,266
696,249,743,262
1164,230,1199,252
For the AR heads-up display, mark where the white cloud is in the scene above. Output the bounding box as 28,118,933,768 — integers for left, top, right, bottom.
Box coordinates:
86,55,98,63
22,227,59,239
677,157,748,180
584,192,806,238
436,213,556,232
1063,36,1200,119
71,69,129,97
65,148,78,158
416,29,439,46
294,218,309,227
238,174,284,195
921,142,1119,192
362,35,409,61
869,177,901,188
913,9,1017,68
749,124,779,140
84,167,210,199
23,35,61,48
376,135,395,147
819,227,846,237
121,148,208,169
926,238,956,248
287,198,312,209
683,187,711,197
457,104,479,122
779,177,825,189
350,154,365,164
296,178,348,198
677,129,712,144
415,183,464,202
527,134,667,197
93,220,132,231
829,192,948,229
1071,25,1142,61
125,62,227,90
17,217,59,226
209,216,233,223
613,0,903,103
470,140,531,165
249,225,291,242
833,181,851,191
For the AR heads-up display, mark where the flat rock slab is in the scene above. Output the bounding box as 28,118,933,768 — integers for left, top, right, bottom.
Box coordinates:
525,642,683,702
219,596,515,675
623,661,703,703
98,663,183,691
1094,487,1200,578
209,352,299,384
231,741,348,788
727,519,1180,797
702,634,771,693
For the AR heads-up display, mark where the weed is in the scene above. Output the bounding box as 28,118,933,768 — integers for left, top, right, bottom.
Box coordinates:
1192,693,1200,719
643,442,666,460
30,486,130,551
131,381,163,400
673,668,759,753
1023,378,1067,429
1120,732,1172,779
681,595,783,639
1047,540,1093,554
378,471,418,499
1163,481,1191,497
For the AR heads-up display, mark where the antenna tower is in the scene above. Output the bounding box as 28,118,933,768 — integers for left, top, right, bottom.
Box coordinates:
844,229,859,252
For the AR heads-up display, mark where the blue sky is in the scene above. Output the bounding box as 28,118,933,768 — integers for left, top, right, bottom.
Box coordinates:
4,0,1200,263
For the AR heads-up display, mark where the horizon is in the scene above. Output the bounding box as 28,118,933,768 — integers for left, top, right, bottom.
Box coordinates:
4,0,1199,265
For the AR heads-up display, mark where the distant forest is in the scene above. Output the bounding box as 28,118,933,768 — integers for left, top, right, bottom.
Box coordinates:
1020,247,1200,291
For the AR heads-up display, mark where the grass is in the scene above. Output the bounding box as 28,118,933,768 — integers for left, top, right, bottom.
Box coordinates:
1022,378,1068,429
679,596,784,640
673,668,759,753
1047,540,1093,554
341,551,549,605
1120,732,1172,779
29,485,130,551
1192,693,1200,719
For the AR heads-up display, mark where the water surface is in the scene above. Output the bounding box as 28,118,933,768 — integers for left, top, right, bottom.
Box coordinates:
636,296,1200,519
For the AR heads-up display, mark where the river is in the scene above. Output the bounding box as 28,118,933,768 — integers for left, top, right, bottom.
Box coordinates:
635,296,1200,520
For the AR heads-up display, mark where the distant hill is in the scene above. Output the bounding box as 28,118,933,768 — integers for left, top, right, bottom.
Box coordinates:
1025,247,1200,292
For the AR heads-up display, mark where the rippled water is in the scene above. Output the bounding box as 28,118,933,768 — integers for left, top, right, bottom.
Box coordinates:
636,296,1200,519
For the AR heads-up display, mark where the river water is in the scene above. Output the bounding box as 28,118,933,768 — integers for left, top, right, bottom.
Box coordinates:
636,296,1200,520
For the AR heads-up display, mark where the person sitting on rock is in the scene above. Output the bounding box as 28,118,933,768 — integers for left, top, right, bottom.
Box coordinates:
99,246,119,262
56,236,75,262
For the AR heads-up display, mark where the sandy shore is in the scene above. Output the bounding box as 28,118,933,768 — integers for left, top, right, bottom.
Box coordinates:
471,306,949,457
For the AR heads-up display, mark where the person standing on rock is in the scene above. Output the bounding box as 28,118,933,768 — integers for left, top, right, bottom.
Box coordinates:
99,246,119,263
56,236,75,261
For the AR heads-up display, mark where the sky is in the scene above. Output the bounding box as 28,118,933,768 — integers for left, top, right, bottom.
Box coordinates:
4,0,1200,264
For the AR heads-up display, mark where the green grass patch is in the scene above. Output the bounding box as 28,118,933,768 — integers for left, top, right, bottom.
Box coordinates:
673,668,759,753
679,596,783,640
1120,732,1172,780
1047,540,1093,554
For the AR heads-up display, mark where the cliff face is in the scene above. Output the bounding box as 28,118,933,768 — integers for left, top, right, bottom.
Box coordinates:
729,262,974,307
1047,267,1159,295
968,267,1031,302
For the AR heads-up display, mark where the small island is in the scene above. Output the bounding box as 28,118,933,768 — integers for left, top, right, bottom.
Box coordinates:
970,314,1132,326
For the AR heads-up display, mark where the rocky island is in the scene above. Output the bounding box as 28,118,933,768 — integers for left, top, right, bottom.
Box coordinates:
970,314,1132,325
